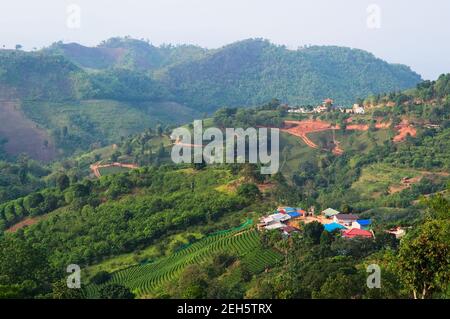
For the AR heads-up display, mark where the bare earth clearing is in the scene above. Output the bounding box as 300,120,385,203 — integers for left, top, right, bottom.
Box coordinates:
6,216,42,233
0,100,56,162
281,119,417,155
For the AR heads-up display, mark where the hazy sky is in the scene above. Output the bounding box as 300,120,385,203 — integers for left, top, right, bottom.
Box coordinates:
1,0,449,79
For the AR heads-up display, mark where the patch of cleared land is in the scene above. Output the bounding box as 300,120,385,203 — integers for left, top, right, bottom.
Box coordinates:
0,100,56,161
351,163,448,198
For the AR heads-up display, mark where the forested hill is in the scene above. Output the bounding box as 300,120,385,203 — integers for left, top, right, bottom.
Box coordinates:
0,50,169,102
43,37,421,110
45,37,209,72
0,37,422,161
162,39,422,110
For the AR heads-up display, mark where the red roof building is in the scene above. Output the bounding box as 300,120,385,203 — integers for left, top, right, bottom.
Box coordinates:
343,228,373,239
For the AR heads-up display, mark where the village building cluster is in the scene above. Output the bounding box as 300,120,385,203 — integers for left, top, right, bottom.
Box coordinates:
259,206,406,239
287,98,366,115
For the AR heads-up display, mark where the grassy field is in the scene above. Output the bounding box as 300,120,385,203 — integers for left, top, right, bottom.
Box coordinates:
85,221,282,298
308,129,391,154
279,132,319,178
20,99,198,155
351,163,423,199
97,165,132,176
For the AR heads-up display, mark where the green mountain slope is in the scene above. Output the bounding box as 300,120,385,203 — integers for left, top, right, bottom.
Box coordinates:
45,37,421,110
46,37,209,72
85,223,281,298
162,39,422,110
0,37,423,161
0,49,199,160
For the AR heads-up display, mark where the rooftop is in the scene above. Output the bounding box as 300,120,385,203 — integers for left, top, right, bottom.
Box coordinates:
323,208,340,217
356,219,371,226
324,222,346,232
335,214,359,221
343,228,372,238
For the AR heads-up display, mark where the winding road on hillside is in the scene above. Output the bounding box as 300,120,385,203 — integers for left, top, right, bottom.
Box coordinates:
280,119,417,155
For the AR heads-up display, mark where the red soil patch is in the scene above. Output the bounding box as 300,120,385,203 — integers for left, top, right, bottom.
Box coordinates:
279,119,415,155
6,217,41,233
332,141,344,156
287,215,331,228
281,120,336,150
389,175,422,194
393,121,417,142
345,120,415,143
257,182,275,193
90,162,139,178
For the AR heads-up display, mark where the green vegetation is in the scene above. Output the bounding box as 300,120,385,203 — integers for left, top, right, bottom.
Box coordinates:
162,39,421,111
98,166,132,176
1,43,449,300
0,38,422,160
0,157,50,205
21,100,195,156
86,223,282,298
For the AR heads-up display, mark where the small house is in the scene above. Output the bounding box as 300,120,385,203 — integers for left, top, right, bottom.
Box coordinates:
352,104,365,114
334,214,359,226
323,208,340,218
297,209,307,216
265,222,285,230
352,219,371,230
281,225,300,237
287,211,302,219
262,213,291,225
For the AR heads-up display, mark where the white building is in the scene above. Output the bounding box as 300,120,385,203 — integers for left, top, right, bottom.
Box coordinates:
261,213,291,225
333,214,359,227
265,222,285,230
352,104,365,114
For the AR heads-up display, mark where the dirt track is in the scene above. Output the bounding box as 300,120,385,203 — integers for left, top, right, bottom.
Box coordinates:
280,119,417,154
6,217,41,233
282,120,335,150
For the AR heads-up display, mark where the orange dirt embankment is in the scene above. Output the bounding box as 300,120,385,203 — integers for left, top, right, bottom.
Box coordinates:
281,119,416,154
6,217,41,233
282,120,336,150
393,120,417,142
90,162,139,178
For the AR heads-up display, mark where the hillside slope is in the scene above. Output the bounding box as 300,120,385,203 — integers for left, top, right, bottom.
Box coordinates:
161,39,422,110
45,38,421,110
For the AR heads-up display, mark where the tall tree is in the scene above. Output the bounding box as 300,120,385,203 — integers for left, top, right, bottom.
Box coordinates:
397,220,450,299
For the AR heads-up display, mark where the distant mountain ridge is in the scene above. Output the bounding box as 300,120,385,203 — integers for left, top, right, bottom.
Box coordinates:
45,37,209,72
44,37,422,109
0,37,423,161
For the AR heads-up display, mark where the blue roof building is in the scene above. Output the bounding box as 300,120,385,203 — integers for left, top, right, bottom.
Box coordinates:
354,219,372,229
287,211,301,218
324,222,346,232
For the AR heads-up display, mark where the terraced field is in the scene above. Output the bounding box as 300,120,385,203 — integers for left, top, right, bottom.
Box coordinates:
85,221,282,298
